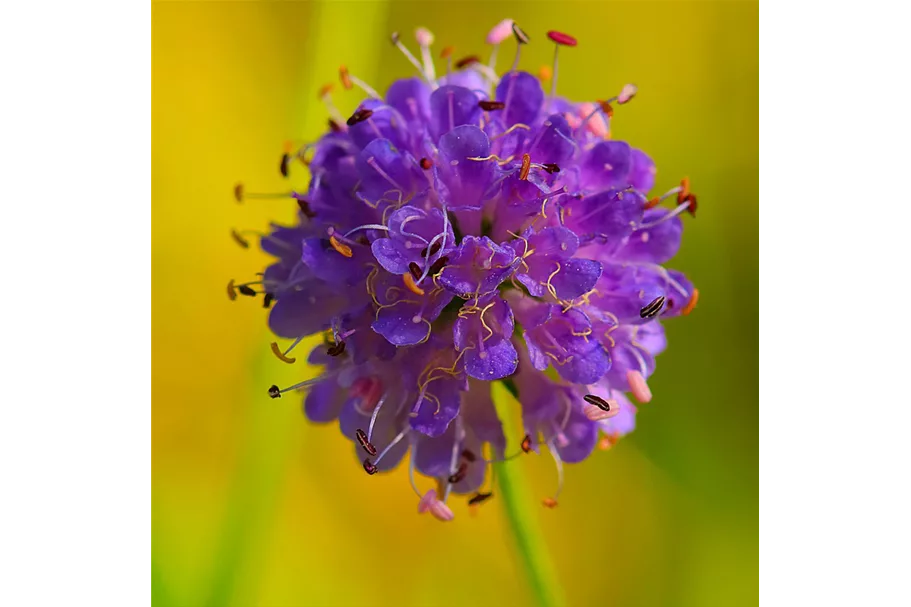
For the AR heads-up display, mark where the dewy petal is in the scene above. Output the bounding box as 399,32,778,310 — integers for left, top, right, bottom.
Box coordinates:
495,71,544,126
410,378,462,437
549,258,602,300
304,378,346,423
580,140,633,190
453,296,518,380
613,208,683,264
529,114,576,165
347,98,410,150
429,85,482,141
459,379,507,458
554,405,599,463
268,282,340,338
385,77,431,127
628,148,656,193
300,237,370,285
438,125,492,210
355,138,420,203
564,189,644,242
437,236,519,297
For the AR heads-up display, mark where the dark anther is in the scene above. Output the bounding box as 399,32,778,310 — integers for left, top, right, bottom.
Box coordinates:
541,163,560,174
461,449,477,462
363,459,379,475
326,341,347,357
268,385,281,399
448,462,468,484
521,434,533,453
455,55,480,69
238,285,257,297
420,241,442,258
584,394,611,411
468,492,493,506
328,118,343,133
428,256,449,275
233,183,244,203
598,100,614,118
512,23,530,45
263,293,274,308
231,229,250,249
639,295,666,319
297,198,317,219
226,279,238,301
478,100,506,111
419,157,433,170
356,235,369,246
347,108,374,126
355,429,378,456
280,153,291,178
390,31,401,45
683,193,698,217
408,262,422,280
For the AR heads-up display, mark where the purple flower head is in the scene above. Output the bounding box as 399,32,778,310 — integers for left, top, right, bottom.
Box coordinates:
230,23,699,520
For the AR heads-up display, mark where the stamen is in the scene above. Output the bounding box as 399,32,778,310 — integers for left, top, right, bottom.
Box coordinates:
461,449,477,462
355,428,378,456
403,273,425,296
626,369,652,403
447,462,468,484
468,492,493,506
479,100,506,111
363,459,379,475
427,255,449,276
226,279,237,301
328,119,343,133
263,293,274,308
645,197,661,210
419,157,433,170
583,401,618,421
238,285,257,297
538,65,553,83
296,198,317,218
639,296,666,319
329,234,354,258
346,108,374,126
617,83,637,105
440,45,454,78
681,288,699,315
391,31,434,85
583,393,612,411
682,193,698,217
599,100,615,118
280,153,291,178
231,229,250,249
408,262,422,280
268,373,335,399
546,30,577,105
510,22,529,72
270,341,297,364
519,153,531,180
418,489,437,514
542,440,564,508
326,341,346,357
429,500,455,521
541,163,560,174
339,65,352,90
521,433,533,453
232,183,291,203
421,241,443,258
415,27,437,81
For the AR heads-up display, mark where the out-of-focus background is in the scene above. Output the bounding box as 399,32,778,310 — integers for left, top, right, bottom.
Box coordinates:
152,1,757,605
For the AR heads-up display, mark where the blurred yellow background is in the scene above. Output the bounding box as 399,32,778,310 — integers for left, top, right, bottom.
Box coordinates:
152,1,758,605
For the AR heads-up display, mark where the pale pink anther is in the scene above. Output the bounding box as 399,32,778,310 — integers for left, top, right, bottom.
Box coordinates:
554,432,570,448
576,102,610,138
627,369,652,403
486,19,514,45
429,500,455,522
417,489,437,514
583,402,619,421
415,27,434,47
617,83,638,105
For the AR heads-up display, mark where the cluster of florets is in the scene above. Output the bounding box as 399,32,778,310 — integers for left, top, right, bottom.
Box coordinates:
230,20,698,521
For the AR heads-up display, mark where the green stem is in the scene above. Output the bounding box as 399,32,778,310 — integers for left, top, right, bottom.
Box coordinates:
494,384,566,607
